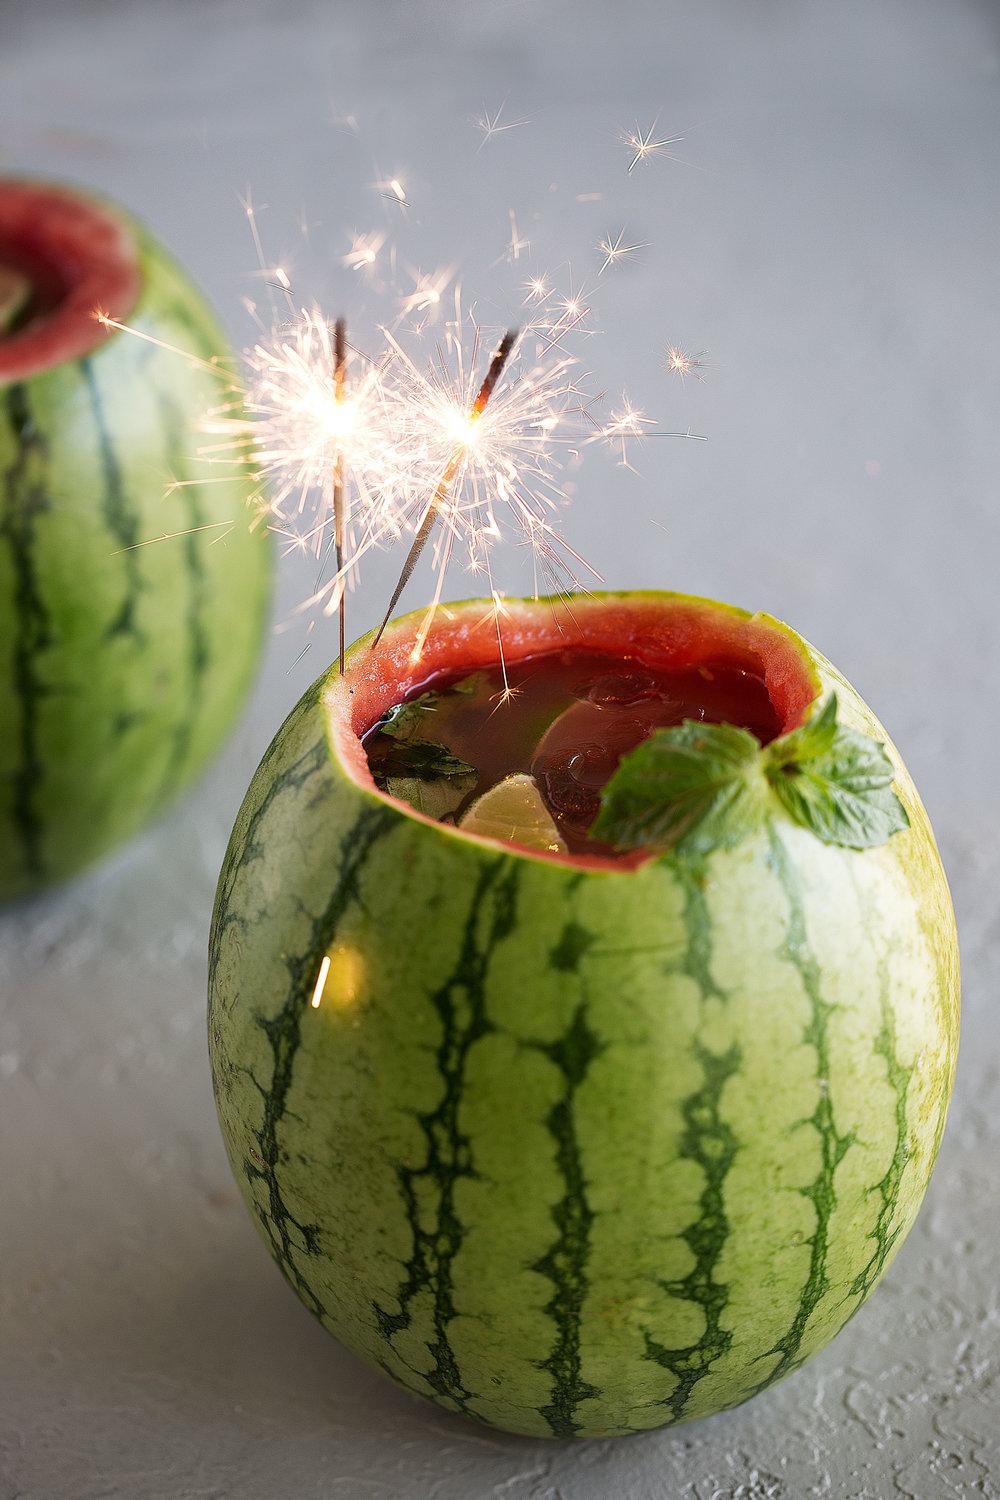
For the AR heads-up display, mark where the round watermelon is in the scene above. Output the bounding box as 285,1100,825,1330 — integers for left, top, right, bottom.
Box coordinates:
0,177,272,900
208,591,959,1438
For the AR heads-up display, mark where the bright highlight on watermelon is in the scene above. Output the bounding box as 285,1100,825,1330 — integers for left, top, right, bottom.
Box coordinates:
0,178,272,900
209,591,958,1438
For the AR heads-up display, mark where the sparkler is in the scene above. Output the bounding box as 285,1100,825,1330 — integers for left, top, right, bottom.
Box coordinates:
371,328,518,650
332,316,347,670
244,308,403,626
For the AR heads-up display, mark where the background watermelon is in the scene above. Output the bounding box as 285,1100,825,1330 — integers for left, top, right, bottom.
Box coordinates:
0,178,272,899
208,592,959,1439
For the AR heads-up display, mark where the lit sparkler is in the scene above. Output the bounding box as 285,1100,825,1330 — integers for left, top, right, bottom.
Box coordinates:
371,328,519,651
368,301,606,665
244,307,403,629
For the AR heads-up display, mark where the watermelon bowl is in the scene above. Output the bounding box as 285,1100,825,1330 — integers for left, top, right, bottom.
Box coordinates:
0,177,272,900
208,591,959,1439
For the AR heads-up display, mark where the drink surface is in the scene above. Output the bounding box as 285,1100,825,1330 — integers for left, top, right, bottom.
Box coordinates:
364,648,780,856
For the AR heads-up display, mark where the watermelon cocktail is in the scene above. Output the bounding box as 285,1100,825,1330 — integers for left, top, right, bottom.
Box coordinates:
209,589,959,1438
0,178,271,899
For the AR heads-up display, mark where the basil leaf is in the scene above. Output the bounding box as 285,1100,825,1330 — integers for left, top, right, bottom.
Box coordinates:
764,694,910,849
591,720,762,855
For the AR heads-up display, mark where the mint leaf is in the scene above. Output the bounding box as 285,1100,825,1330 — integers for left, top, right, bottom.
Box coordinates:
378,692,442,742
591,721,762,855
382,773,474,820
373,737,478,819
378,673,484,742
764,694,909,849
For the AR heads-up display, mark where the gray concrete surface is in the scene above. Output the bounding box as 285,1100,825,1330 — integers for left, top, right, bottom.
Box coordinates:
2,2,998,1495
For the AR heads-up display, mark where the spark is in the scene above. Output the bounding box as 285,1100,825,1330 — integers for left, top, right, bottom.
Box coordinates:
524,275,550,302
92,312,236,382
623,118,684,173
507,209,529,262
597,229,648,274
109,521,235,555
379,177,408,207
343,231,386,272
400,267,454,316
475,97,528,148
599,400,657,465
666,346,707,382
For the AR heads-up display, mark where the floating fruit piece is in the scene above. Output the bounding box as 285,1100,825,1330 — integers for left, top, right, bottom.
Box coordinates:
458,772,567,852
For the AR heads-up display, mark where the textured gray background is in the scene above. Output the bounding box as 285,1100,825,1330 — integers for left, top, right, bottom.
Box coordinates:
1,2,998,1495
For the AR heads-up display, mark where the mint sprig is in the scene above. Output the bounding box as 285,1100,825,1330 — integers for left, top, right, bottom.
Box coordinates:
763,694,910,849
593,695,909,856
590,721,762,856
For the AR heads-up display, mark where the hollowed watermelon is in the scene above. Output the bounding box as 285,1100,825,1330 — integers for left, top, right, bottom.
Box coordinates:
0,178,272,899
208,591,959,1438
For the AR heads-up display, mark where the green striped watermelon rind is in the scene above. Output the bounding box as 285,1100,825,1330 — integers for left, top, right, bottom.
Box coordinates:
1,182,272,898
208,591,959,1439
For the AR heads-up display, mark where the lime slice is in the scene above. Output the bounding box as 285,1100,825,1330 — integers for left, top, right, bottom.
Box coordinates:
458,774,567,853
0,267,31,334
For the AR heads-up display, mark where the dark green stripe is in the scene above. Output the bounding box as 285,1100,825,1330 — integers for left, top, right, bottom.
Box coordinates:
644,861,737,1419
80,358,145,641
1,383,52,880
849,960,912,1298
213,778,397,1318
531,1003,604,1437
373,858,520,1416
755,824,855,1389
154,388,210,794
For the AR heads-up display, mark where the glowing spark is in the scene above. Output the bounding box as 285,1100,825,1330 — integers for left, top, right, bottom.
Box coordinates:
93,313,235,381
525,275,550,302
379,177,408,207
666,346,706,382
507,209,529,262
109,521,234,555
598,401,657,465
623,118,684,173
475,97,527,147
344,232,385,272
311,955,331,1007
598,229,648,274
400,267,454,316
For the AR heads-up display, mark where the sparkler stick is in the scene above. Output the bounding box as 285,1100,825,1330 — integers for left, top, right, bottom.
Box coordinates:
332,317,347,671
371,328,518,649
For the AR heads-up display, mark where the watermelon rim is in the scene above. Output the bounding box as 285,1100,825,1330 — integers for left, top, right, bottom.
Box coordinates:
321,590,824,869
0,176,142,383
